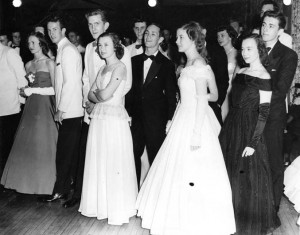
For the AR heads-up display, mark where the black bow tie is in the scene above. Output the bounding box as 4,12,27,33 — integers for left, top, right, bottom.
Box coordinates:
143,54,155,61
266,47,271,52
12,45,20,48
135,44,142,49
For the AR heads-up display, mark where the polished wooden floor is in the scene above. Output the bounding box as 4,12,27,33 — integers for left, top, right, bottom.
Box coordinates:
0,188,299,235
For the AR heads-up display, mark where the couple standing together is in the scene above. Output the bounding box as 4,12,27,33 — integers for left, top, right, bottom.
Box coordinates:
80,19,235,233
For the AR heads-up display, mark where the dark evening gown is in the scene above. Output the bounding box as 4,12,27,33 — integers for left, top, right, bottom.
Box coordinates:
219,73,280,235
1,71,58,195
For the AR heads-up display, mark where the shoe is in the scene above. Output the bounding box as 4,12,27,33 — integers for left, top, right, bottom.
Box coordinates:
38,193,67,202
63,197,80,208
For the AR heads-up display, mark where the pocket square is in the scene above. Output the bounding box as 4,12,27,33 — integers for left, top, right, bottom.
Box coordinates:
56,63,60,66
271,69,276,71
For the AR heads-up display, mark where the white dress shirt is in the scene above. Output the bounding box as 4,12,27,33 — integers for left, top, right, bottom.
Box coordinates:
77,44,86,54
127,41,144,57
0,43,27,116
143,51,158,81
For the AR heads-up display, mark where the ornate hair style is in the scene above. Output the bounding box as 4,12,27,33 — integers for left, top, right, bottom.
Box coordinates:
180,21,208,61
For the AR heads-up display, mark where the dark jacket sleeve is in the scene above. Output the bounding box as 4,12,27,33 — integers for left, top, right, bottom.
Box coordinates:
164,60,178,120
207,44,229,106
275,50,298,99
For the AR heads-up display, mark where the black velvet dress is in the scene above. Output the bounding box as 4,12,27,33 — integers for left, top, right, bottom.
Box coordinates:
219,73,280,235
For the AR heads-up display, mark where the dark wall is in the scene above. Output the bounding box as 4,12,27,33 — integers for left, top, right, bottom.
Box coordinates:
1,1,245,46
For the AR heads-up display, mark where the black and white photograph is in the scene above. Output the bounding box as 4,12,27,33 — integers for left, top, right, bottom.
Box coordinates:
0,0,299,234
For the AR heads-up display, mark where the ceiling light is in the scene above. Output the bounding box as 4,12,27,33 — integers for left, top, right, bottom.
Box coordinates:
148,0,157,7
12,0,22,7
283,0,292,5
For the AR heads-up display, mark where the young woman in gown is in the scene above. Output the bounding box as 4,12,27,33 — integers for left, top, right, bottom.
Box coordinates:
1,32,57,195
135,21,236,235
217,25,238,121
79,32,138,225
219,34,280,234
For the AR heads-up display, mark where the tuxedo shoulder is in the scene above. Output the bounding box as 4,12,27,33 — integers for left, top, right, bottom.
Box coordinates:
282,45,298,59
132,54,143,62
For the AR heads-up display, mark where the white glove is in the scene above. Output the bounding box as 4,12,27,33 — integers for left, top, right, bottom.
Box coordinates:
24,87,55,96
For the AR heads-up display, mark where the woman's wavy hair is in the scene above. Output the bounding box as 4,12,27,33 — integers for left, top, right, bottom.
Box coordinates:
28,32,50,57
97,32,124,60
180,21,208,61
241,33,269,67
216,25,238,48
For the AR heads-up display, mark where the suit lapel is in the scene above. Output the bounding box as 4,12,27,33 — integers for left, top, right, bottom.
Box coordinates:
136,56,144,90
143,52,162,88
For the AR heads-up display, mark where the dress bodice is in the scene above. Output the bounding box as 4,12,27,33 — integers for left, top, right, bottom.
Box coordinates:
28,71,52,88
90,66,129,120
178,64,214,108
231,73,272,110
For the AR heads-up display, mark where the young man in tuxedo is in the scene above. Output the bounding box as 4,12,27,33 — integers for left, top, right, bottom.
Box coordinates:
261,11,298,212
126,23,177,188
41,15,84,203
260,0,293,49
63,9,132,208
127,18,147,57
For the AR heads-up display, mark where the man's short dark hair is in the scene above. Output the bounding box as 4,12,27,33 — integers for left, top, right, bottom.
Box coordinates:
263,11,286,29
47,15,66,30
133,17,147,27
85,9,108,23
0,30,9,37
147,22,163,37
260,0,280,12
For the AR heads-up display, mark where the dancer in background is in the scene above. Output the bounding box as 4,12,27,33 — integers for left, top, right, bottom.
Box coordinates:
217,25,238,121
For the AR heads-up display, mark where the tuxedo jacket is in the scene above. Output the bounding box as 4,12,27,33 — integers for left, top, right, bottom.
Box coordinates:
126,51,177,128
206,43,229,107
206,43,229,124
55,37,84,119
266,41,298,122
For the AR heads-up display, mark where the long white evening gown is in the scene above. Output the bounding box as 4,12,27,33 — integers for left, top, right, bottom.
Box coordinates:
136,64,236,235
79,64,138,225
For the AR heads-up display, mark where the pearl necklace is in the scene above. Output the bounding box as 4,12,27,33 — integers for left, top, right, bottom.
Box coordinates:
226,47,234,55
